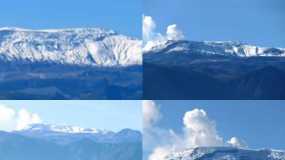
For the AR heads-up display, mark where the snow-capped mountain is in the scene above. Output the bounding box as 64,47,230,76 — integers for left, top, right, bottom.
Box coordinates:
18,123,104,134
0,124,142,160
144,40,285,57
164,147,285,160
143,39,285,99
0,27,141,66
13,123,141,144
0,27,142,99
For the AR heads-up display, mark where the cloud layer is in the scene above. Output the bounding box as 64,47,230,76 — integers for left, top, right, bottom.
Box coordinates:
0,105,42,131
143,101,247,160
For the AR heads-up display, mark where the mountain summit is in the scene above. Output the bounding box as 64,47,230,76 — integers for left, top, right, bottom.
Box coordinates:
11,123,142,144
0,124,142,160
143,39,285,99
18,123,103,134
0,27,141,66
144,40,285,57
164,147,285,160
0,27,142,99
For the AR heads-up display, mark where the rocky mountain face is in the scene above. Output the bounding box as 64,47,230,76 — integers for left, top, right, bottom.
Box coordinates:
0,27,141,66
0,27,142,99
144,40,285,99
144,40,285,57
163,147,285,160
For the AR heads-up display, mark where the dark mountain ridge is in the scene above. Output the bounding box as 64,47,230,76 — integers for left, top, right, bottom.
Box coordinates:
144,40,285,99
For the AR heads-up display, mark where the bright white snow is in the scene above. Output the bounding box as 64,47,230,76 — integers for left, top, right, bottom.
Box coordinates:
0,27,142,66
144,40,285,57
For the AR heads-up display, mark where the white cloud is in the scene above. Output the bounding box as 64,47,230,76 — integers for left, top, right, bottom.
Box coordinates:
143,101,180,160
143,16,157,42
0,105,16,121
0,105,16,131
0,105,42,131
145,107,247,160
143,100,161,128
183,109,224,147
16,109,42,130
149,147,172,160
143,16,184,51
166,24,184,41
227,137,247,148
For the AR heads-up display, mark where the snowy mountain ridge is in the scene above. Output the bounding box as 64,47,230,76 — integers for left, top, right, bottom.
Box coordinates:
0,27,141,66
11,123,141,144
164,147,285,160
18,123,106,134
144,40,285,57
0,123,142,160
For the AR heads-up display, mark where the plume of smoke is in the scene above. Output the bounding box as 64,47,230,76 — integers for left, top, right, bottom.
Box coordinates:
227,137,247,148
148,147,172,160
166,24,184,40
144,102,247,160
16,109,42,130
143,100,161,129
143,101,182,160
143,16,157,42
142,16,184,51
183,109,224,147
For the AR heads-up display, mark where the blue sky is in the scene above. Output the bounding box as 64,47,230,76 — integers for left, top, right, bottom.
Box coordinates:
0,0,141,38
0,100,142,132
154,100,285,150
145,0,285,47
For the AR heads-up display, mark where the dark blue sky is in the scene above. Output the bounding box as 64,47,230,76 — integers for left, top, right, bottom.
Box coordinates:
145,0,285,47
155,100,285,150
0,0,141,38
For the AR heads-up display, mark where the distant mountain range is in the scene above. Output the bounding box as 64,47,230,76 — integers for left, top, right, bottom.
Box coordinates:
0,27,142,99
144,40,285,99
163,147,285,160
0,124,142,160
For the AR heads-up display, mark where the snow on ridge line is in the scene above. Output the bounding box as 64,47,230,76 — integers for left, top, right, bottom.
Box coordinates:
0,27,117,34
16,123,140,135
0,27,142,66
18,123,109,134
165,147,285,160
144,39,285,57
